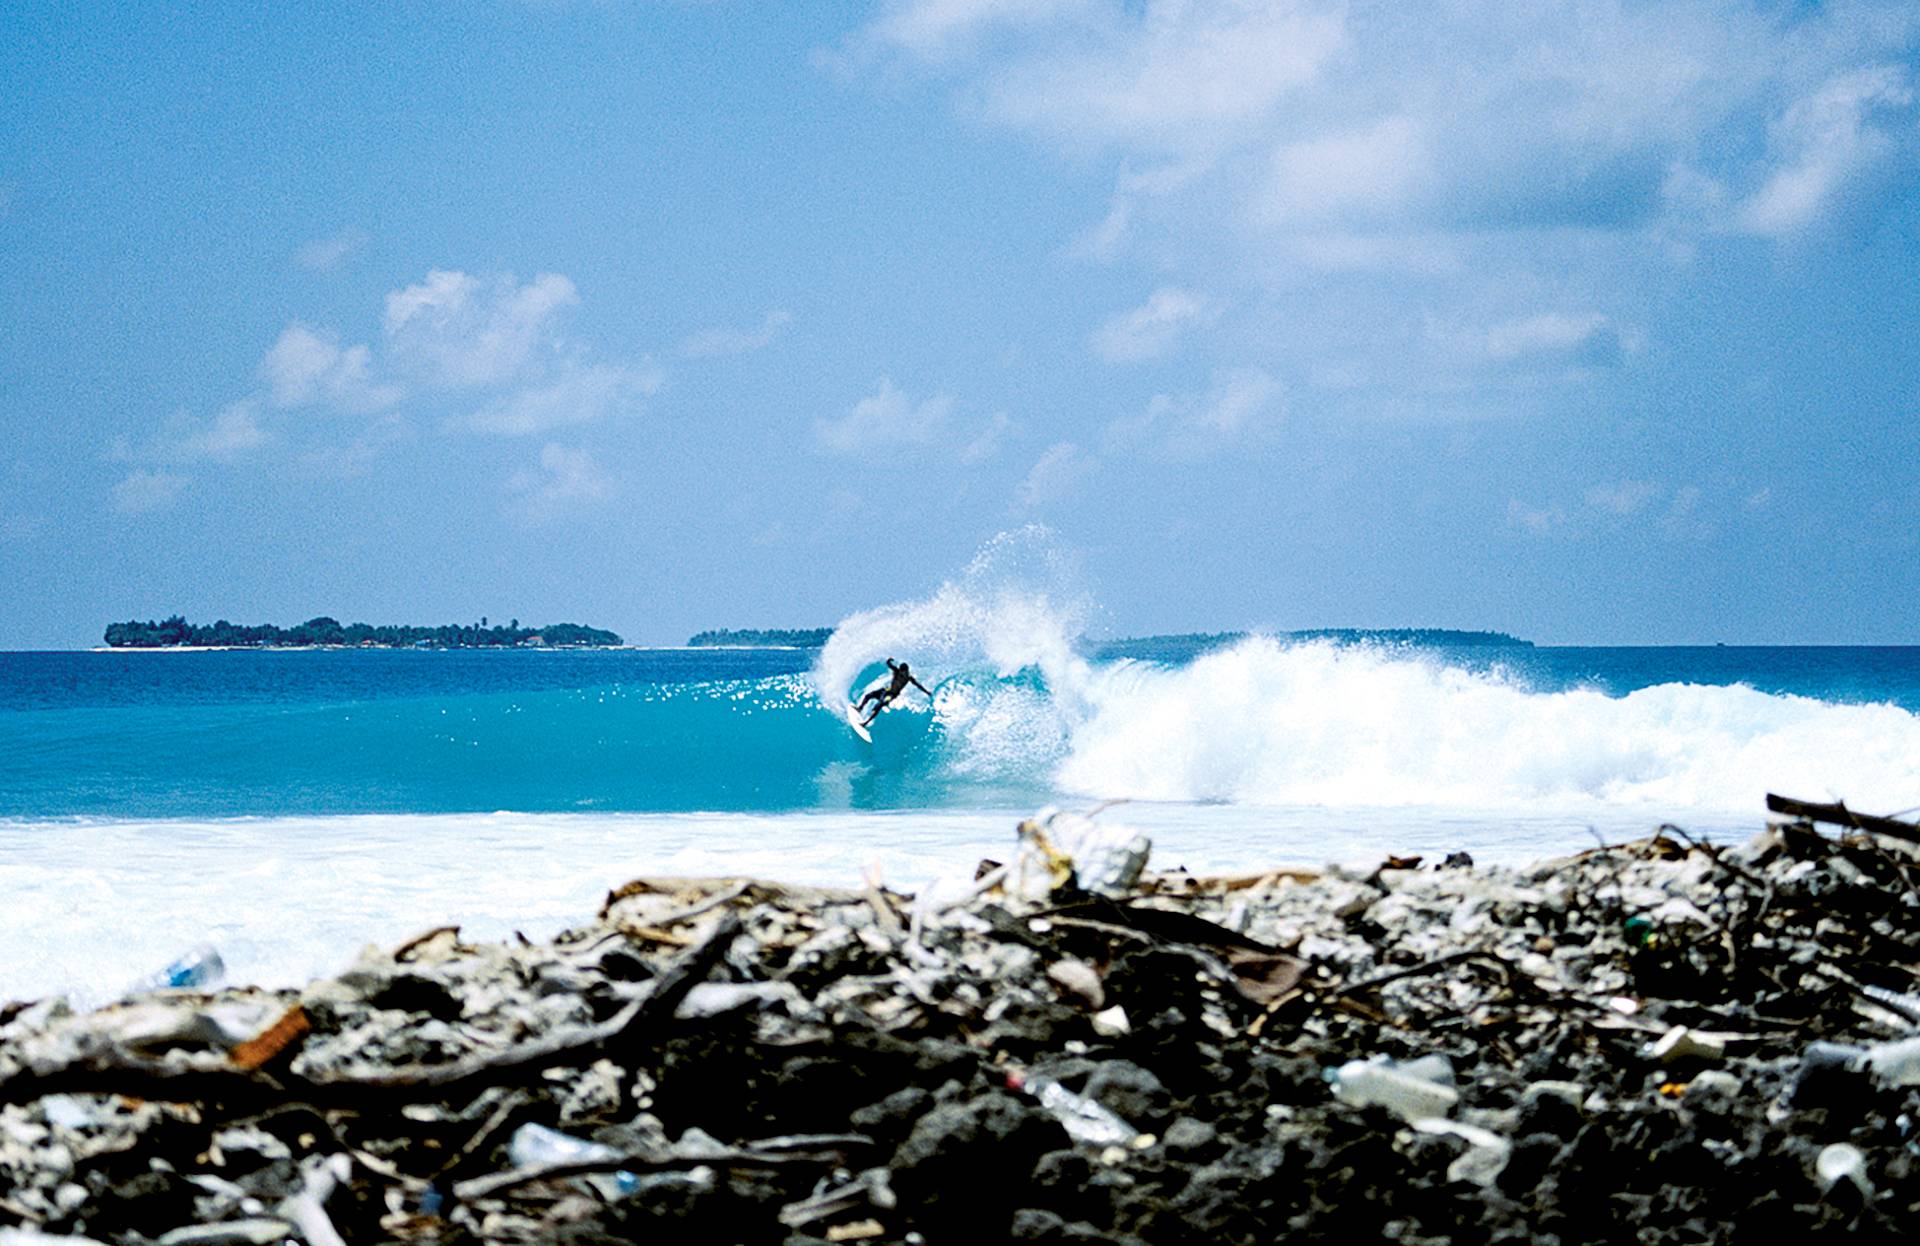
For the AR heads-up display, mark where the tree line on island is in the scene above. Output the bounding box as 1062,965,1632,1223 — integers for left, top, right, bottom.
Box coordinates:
103,616,622,649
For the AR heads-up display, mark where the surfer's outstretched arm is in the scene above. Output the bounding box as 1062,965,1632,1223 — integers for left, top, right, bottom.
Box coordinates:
909,676,931,696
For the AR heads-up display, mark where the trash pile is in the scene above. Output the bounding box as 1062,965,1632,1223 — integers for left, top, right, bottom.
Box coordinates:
3,798,1920,1244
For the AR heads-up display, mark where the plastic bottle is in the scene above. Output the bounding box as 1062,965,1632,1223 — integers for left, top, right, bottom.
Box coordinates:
1327,1055,1460,1122
1861,1035,1920,1088
133,946,226,995
1006,1070,1142,1148
507,1123,640,1198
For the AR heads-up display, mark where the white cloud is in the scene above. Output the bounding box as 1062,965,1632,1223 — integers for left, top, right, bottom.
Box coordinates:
1507,498,1565,537
294,228,370,271
1739,65,1915,236
814,378,955,454
133,402,271,464
961,411,1016,464
383,270,579,387
509,443,611,520
867,0,1092,59
1019,441,1090,508
1109,367,1282,455
1436,312,1634,370
461,362,661,436
1661,484,1716,540
259,323,399,411
1089,287,1212,362
1260,115,1428,224
980,1,1346,152
111,471,188,515
1063,198,1131,261
679,309,793,358
858,0,1920,259
1585,480,1660,515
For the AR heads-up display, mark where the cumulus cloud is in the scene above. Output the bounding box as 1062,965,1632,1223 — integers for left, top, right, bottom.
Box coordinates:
383,270,579,387
461,362,662,436
1425,312,1636,378
1019,441,1090,508
855,1,1920,254
111,470,188,515
866,0,1093,60
294,228,370,271
679,309,793,358
1109,367,1282,455
1739,65,1915,236
1089,287,1212,362
1260,115,1428,224
976,1,1345,152
259,323,399,411
130,402,271,464
509,443,612,521
814,378,955,454
122,264,650,482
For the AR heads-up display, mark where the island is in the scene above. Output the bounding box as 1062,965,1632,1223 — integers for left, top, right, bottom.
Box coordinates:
687,627,835,648
102,616,622,649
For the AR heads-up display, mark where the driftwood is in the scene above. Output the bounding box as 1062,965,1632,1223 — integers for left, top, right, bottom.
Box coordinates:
301,912,743,1096
1767,793,1920,845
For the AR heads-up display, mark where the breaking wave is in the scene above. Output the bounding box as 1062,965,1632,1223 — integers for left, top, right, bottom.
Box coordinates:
809,530,1920,815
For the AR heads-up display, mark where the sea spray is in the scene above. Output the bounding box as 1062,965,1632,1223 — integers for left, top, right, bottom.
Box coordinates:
812,526,1096,735
1052,635,1920,811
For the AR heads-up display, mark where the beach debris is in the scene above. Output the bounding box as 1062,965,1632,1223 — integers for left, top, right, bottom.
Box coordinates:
1326,1054,1459,1122
128,947,226,998
1008,807,1151,902
1005,1069,1147,1149
2,793,1920,1241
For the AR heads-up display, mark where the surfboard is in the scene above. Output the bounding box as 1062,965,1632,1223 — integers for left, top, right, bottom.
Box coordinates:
845,704,873,743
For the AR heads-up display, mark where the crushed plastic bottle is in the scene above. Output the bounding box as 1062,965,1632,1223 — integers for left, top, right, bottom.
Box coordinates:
131,946,226,996
507,1123,640,1199
1327,1054,1460,1122
1793,1036,1920,1093
1860,1035,1920,1088
1006,1070,1145,1149
1010,809,1151,902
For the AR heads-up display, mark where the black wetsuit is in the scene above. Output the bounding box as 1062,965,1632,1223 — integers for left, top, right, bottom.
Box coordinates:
857,660,929,723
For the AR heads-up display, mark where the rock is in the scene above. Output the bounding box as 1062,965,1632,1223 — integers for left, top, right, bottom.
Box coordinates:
1081,1061,1171,1128
891,1094,1059,1235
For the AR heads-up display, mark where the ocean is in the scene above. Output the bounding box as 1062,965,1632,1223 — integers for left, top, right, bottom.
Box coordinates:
7,615,1920,1004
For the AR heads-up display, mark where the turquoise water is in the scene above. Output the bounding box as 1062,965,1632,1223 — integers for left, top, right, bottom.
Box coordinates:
9,635,1920,1000
5,642,1920,819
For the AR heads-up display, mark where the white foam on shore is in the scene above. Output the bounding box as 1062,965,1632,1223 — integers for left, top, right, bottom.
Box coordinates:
0,803,1758,1004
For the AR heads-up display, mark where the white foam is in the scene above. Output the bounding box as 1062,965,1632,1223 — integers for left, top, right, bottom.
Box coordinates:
0,802,1740,1002
1052,638,1920,812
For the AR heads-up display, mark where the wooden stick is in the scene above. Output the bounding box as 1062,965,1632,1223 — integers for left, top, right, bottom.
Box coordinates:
1766,794,1920,844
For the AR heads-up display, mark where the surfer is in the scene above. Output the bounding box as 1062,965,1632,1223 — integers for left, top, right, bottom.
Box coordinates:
856,658,931,726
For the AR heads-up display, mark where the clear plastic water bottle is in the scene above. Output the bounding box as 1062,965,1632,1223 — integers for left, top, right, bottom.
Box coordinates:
134,946,226,995
506,1123,640,1198
1326,1055,1460,1122
1006,1070,1142,1148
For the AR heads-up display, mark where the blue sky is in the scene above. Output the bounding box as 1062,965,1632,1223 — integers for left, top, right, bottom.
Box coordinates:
2,1,1918,648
